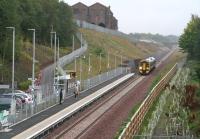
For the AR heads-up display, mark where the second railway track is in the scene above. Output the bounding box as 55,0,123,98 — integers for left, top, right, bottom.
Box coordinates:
46,75,143,139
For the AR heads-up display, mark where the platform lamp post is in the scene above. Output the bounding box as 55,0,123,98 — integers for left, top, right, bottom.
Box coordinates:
28,29,35,92
79,55,85,91
57,37,60,65
107,52,110,69
72,35,76,80
115,53,117,75
81,33,83,48
28,29,36,113
88,53,92,88
75,56,79,74
99,53,102,73
74,55,79,86
50,31,57,93
56,37,60,95
126,57,129,73
50,25,53,49
6,26,16,121
121,55,123,74
72,35,75,52
107,52,110,78
99,53,102,83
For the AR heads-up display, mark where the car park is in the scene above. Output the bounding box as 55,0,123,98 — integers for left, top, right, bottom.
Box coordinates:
0,89,33,106
0,94,23,109
15,95,26,104
15,91,33,104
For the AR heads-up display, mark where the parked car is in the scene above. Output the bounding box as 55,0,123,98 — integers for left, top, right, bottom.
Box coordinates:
15,95,26,104
15,90,33,104
0,94,23,109
0,89,33,104
0,88,11,94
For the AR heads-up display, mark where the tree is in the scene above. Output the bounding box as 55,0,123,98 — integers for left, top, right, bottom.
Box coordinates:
17,0,76,46
57,1,76,46
179,15,200,82
179,15,200,60
0,0,76,83
0,0,21,62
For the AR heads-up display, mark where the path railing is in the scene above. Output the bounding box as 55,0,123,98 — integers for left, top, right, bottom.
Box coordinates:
119,63,178,139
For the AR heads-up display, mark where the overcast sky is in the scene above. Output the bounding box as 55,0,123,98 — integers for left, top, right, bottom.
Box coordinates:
64,0,200,36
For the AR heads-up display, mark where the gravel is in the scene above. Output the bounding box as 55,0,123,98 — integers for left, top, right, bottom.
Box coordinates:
45,51,171,139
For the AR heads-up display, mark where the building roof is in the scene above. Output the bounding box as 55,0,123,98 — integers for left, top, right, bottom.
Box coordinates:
89,2,107,8
72,2,88,8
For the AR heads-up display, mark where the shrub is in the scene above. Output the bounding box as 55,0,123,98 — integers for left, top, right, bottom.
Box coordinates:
18,80,31,91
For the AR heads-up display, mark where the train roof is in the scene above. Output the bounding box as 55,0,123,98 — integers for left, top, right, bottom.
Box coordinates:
140,57,156,63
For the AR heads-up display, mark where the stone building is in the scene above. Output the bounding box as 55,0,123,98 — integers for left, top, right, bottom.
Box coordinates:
72,2,118,30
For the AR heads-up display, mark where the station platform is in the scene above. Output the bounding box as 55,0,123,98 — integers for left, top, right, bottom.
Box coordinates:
0,73,134,139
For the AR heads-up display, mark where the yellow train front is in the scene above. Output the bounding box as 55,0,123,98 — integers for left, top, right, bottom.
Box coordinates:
138,57,156,75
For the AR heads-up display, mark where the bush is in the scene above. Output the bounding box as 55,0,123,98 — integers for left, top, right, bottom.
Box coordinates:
18,80,31,91
93,47,105,57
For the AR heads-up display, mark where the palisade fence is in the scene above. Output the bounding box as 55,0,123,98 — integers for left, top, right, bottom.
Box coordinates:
0,30,129,129
40,31,88,98
76,20,136,42
81,67,127,91
59,32,88,68
0,67,128,130
118,63,178,139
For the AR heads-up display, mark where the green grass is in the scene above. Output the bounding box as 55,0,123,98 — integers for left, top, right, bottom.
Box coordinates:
153,68,200,137
138,52,185,133
138,92,163,135
186,60,200,137
114,50,186,138
65,28,164,80
0,40,71,89
0,28,173,89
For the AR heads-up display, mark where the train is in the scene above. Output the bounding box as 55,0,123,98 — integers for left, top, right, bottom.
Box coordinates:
138,57,156,75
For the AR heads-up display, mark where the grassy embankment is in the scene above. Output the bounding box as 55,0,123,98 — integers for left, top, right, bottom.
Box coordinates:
137,49,187,134
115,48,186,138
185,61,200,136
153,65,200,137
0,39,76,89
0,28,166,89
139,57,200,137
65,28,164,80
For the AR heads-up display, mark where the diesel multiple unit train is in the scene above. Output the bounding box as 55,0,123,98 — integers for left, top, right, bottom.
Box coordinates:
138,57,156,75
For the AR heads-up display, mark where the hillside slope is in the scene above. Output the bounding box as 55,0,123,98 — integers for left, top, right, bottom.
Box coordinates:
0,28,169,89
65,28,168,79
0,41,72,88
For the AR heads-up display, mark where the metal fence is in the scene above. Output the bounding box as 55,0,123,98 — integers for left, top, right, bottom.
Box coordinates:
82,67,127,91
40,32,88,99
0,66,128,130
76,20,136,43
0,29,130,130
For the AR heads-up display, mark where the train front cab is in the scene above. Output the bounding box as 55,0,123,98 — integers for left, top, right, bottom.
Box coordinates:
138,61,151,75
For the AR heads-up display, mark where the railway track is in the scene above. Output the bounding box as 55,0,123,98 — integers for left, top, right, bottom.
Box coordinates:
46,75,143,139
44,49,177,139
